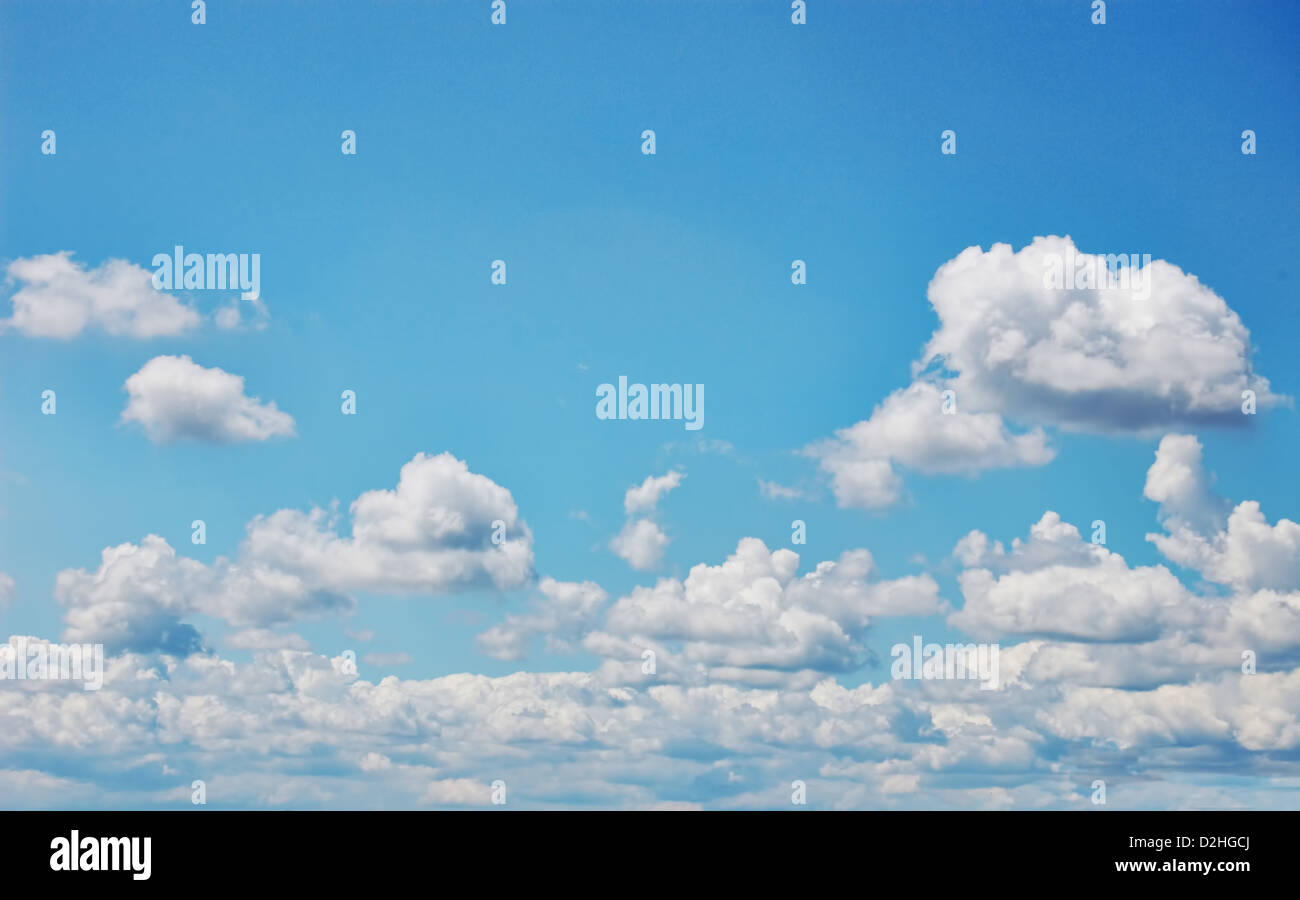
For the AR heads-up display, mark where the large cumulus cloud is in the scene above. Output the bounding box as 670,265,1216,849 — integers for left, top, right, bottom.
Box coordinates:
809,236,1286,509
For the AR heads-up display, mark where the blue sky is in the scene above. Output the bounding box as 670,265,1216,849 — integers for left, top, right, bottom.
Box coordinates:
1,0,1298,809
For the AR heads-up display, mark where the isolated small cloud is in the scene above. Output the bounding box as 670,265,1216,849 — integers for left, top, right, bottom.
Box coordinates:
3,252,199,339
610,519,671,571
1143,435,1229,532
610,471,684,570
121,355,296,444
214,297,269,332
757,479,810,501
623,471,684,515
215,305,242,330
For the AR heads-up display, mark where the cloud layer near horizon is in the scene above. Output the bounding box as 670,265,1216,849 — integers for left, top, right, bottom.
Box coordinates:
4,436,1298,810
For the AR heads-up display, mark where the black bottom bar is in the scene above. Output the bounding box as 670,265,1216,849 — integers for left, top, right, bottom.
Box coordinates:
0,810,1281,886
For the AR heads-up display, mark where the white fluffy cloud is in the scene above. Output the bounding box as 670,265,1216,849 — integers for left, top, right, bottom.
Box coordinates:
478,536,944,685
919,236,1284,432
946,509,1206,642
1145,435,1300,592
950,512,1202,642
610,518,671,570
1039,670,1300,753
0,572,13,608
610,470,683,570
950,442,1300,690
56,534,348,653
9,444,1300,810
1142,434,1230,535
809,382,1054,508
1155,500,1300,592
4,632,1297,810
3,252,200,339
808,237,1285,509
623,471,684,514
590,537,944,681
54,453,534,651
121,355,296,444
244,452,534,593
56,536,210,653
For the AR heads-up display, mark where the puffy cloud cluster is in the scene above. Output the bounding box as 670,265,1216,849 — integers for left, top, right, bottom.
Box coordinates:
5,440,1299,809
486,535,943,685
589,538,943,684
1145,435,1300,592
2,632,1297,810
1040,671,1300,753
952,435,1300,693
950,512,1203,643
55,453,534,652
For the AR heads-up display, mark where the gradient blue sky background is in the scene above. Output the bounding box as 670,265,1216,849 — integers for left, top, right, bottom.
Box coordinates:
0,1,1297,809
